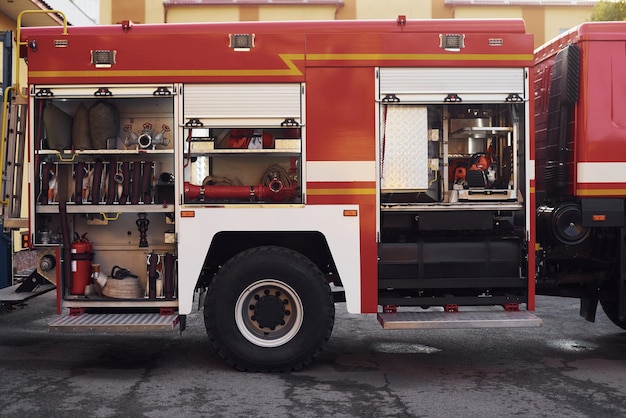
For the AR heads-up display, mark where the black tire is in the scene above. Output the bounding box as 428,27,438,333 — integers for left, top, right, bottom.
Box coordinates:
204,246,335,372
600,297,626,331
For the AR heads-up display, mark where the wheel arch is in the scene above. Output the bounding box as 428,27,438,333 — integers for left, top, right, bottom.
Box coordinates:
199,231,340,287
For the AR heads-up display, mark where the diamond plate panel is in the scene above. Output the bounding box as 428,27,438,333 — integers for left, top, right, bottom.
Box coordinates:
381,105,429,190
377,310,542,330
49,313,179,333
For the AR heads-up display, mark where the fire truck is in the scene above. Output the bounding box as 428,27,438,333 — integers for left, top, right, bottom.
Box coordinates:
534,21,626,331
1,14,541,371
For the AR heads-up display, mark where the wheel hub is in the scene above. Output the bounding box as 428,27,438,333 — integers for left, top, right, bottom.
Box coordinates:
235,279,304,348
251,292,289,330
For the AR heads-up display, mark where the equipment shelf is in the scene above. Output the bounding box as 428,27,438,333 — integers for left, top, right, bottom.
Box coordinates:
35,204,174,214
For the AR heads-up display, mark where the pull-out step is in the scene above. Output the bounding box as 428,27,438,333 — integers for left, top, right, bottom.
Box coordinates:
0,274,55,310
49,312,180,333
377,310,542,330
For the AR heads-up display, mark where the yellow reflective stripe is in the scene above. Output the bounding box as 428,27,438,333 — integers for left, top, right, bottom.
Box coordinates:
307,53,533,61
576,189,626,196
30,52,531,79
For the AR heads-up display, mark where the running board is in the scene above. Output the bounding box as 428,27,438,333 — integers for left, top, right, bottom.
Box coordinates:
49,312,180,333
377,310,542,330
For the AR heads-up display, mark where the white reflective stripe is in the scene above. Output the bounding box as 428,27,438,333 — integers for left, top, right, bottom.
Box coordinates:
527,159,535,181
307,161,376,182
577,162,626,183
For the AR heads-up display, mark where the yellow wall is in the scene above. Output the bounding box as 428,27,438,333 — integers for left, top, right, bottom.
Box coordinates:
146,0,164,24
258,6,337,21
453,6,522,19
166,5,337,23
166,6,239,23
431,0,454,19
336,0,356,19
543,7,592,43
100,0,112,24
523,8,545,50
0,12,15,30
110,0,145,24
355,0,431,19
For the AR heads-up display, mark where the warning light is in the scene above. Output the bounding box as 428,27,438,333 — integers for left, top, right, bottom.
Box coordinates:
592,215,606,222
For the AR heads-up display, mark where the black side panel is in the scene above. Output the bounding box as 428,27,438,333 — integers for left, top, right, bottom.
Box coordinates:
378,238,525,306
379,238,520,280
544,44,580,198
581,198,625,227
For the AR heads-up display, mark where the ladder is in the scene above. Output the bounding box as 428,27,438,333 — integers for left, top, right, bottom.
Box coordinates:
1,91,28,230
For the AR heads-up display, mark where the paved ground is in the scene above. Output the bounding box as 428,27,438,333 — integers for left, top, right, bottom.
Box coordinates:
0,291,625,417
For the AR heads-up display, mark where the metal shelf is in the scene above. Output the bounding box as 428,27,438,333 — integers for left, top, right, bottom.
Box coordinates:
36,148,173,156
36,204,174,214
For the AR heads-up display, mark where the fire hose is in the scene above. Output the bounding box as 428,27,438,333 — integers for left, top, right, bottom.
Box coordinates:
184,180,296,202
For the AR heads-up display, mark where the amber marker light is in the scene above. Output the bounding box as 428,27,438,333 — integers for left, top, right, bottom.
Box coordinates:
592,215,606,222
343,209,358,217
180,210,195,218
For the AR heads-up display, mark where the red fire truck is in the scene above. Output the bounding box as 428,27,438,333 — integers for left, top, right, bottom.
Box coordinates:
2,15,541,371
534,21,626,331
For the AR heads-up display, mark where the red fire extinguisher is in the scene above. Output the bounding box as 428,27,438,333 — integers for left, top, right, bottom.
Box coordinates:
70,233,93,295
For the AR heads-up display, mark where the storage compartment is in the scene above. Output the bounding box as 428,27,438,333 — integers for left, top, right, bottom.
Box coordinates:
181,83,304,205
31,85,177,305
379,103,521,205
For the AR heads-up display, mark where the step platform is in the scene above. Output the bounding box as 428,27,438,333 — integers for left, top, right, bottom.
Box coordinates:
49,312,180,333
0,270,56,310
377,310,542,330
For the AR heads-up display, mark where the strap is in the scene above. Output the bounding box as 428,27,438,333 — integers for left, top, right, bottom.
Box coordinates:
164,253,175,299
142,161,153,204
91,159,104,204
106,158,117,204
130,161,142,205
40,161,50,205
147,252,158,299
74,161,84,204
119,162,131,204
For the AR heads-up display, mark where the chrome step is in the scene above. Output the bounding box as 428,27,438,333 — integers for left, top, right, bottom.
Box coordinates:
49,312,179,333
377,310,542,330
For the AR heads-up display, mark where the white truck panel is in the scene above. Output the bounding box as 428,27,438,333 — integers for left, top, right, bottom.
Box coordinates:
177,205,362,314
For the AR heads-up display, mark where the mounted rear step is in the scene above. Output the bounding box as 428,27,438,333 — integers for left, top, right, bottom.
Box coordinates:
49,312,180,333
377,310,542,330
0,270,55,311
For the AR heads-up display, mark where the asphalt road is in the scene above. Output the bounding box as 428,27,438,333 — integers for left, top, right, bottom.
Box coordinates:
1,291,625,417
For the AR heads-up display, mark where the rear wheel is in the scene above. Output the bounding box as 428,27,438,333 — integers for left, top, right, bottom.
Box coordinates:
204,246,335,372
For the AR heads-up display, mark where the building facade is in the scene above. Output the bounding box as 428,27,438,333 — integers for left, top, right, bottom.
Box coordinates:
100,0,596,48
